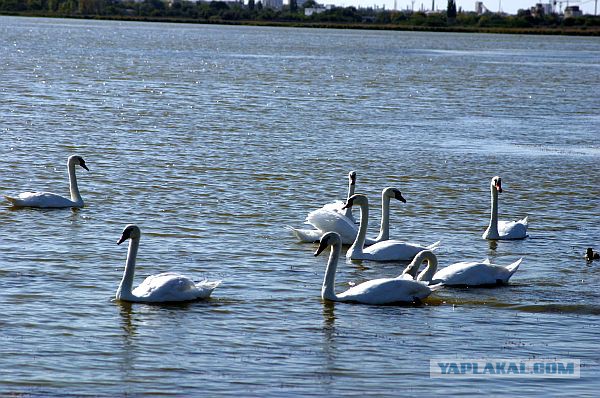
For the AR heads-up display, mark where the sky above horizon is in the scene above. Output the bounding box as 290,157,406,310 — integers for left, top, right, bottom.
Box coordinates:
334,0,598,15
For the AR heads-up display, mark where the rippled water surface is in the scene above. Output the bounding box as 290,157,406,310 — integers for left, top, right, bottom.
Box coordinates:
1,16,599,396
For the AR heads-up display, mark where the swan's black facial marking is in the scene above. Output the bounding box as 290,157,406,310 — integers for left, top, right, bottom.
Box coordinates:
494,177,503,193
393,189,407,203
350,171,357,185
77,157,89,171
314,235,330,256
117,226,134,245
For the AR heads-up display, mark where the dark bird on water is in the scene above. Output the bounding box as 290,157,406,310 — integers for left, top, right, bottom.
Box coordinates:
585,248,600,261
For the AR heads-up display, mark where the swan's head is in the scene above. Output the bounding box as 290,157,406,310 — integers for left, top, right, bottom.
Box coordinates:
491,176,502,193
314,231,341,257
383,187,406,203
349,171,357,185
117,224,141,245
342,194,368,209
68,155,89,171
408,250,438,282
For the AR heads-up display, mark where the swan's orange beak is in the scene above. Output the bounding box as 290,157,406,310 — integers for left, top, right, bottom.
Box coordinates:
117,235,127,245
495,181,502,193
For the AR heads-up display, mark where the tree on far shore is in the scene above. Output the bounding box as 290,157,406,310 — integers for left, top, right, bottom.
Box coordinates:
447,0,456,20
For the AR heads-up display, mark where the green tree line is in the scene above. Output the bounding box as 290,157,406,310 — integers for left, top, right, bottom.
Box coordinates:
1,0,599,30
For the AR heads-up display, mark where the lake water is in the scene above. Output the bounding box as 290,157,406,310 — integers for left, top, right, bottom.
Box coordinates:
1,16,599,396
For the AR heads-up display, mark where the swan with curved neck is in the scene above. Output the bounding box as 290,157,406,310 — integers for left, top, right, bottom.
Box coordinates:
344,193,441,261
116,225,221,303
430,256,522,286
315,232,442,305
400,250,440,282
5,155,89,208
482,176,528,240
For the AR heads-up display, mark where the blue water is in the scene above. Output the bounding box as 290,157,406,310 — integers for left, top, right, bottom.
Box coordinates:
0,16,599,396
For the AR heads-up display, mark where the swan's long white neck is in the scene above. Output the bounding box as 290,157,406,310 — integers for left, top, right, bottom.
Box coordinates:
322,238,342,301
349,196,369,255
343,177,356,219
402,251,438,282
116,237,139,301
486,184,500,239
67,158,83,205
375,192,391,242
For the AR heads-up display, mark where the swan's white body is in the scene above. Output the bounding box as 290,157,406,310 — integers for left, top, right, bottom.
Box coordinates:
345,194,441,262
431,258,522,286
482,176,528,240
290,186,409,246
289,171,361,244
316,232,442,305
5,155,89,209
116,225,220,303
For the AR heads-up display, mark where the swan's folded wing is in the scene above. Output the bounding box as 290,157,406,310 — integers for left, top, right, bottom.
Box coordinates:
339,278,431,304
432,261,483,285
5,192,73,208
364,240,433,262
133,272,197,300
498,219,528,239
307,207,358,243
286,226,322,243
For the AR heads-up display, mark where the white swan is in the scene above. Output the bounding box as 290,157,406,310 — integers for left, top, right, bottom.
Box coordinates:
288,171,358,243
289,186,406,246
5,155,89,208
482,176,528,240
400,250,440,282
344,193,441,262
116,225,221,303
315,232,442,305
430,257,522,286
307,186,409,246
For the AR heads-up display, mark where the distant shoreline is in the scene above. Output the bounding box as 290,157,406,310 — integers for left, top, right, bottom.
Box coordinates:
3,13,600,36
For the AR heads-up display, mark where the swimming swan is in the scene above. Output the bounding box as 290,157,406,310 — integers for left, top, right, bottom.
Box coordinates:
289,186,406,246
5,155,89,208
430,257,522,286
315,232,442,305
116,225,221,303
344,193,441,262
289,171,358,243
482,176,528,240
307,186,408,246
